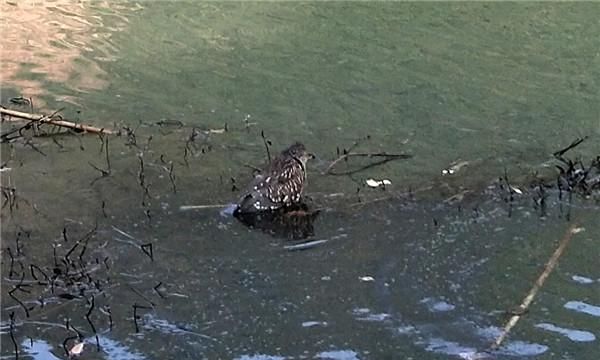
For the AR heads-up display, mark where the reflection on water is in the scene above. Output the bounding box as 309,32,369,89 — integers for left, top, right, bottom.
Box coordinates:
0,1,138,106
18,336,147,360
570,275,596,284
352,306,549,358
535,323,596,343
234,206,320,240
3,186,598,359
95,336,146,360
20,339,61,360
564,301,600,317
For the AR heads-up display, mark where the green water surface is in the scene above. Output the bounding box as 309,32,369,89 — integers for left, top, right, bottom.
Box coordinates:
1,2,599,359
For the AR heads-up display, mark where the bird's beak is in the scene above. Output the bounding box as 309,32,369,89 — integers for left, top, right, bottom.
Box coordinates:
308,153,316,160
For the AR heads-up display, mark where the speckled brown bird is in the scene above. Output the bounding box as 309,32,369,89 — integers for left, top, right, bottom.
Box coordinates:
235,142,313,213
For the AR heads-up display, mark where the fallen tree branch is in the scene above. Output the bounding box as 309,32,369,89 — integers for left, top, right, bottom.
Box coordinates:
490,222,582,351
1,107,114,136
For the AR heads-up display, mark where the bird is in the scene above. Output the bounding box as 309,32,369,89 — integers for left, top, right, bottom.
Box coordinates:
235,142,313,214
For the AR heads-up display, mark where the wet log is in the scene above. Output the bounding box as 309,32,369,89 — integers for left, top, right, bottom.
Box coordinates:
1,107,114,135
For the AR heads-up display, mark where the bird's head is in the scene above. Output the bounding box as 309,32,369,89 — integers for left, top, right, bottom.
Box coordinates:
285,142,315,166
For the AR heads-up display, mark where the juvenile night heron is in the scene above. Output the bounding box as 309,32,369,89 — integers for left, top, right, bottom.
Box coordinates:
235,142,313,214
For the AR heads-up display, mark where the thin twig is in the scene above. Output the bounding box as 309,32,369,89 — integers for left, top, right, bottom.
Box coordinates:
153,282,166,298
132,303,152,333
324,152,413,175
85,295,100,351
284,239,329,251
9,312,19,359
140,243,153,261
179,204,228,211
244,163,262,173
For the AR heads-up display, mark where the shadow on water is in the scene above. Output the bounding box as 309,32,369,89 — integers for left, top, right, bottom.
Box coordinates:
234,205,321,241
1,1,600,360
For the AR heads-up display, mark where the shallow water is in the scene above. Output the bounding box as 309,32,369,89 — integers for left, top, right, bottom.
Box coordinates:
1,2,599,359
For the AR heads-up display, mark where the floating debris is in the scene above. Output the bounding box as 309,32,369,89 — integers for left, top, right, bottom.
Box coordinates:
352,308,391,322
301,321,328,328
358,276,375,282
442,160,469,175
365,179,391,188
206,127,227,134
570,275,594,284
509,186,523,195
564,301,600,317
69,342,84,356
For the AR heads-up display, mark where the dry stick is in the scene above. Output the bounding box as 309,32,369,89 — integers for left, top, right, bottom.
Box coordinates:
490,222,581,351
0,108,114,135
9,312,19,359
85,295,100,351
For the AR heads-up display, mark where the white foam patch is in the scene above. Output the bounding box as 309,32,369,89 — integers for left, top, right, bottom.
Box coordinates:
564,301,600,317
351,308,391,322
316,349,360,360
535,323,596,342
302,321,328,327
571,275,594,284
97,336,146,360
420,297,456,312
397,325,417,335
495,341,548,357
21,339,61,360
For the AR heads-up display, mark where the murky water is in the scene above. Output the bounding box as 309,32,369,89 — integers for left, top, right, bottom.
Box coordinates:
1,2,599,359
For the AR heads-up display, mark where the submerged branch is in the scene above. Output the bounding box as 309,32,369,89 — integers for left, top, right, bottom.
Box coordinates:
490,223,582,351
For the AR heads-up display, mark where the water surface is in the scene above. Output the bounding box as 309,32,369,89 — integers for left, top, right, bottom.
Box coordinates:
1,2,599,359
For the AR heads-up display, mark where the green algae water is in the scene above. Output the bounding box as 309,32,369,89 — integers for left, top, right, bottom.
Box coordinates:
1,2,599,359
